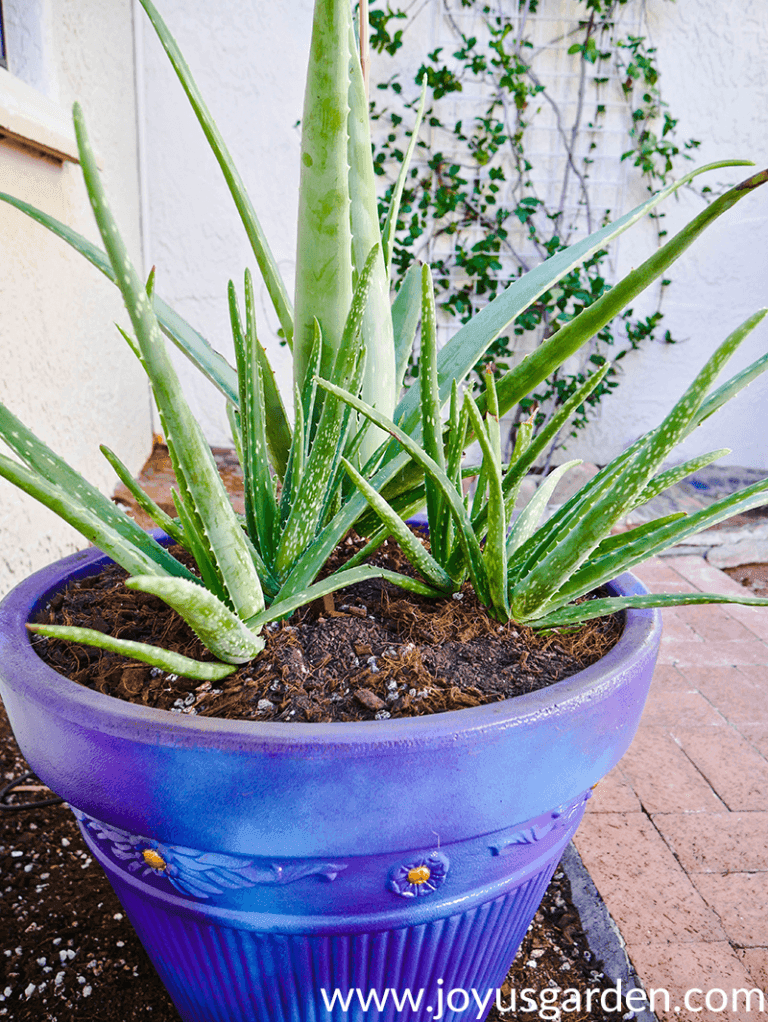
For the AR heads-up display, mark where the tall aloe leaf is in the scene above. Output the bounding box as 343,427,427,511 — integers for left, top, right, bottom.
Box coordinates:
464,392,507,617
137,0,293,348
394,161,760,435
230,278,278,563
489,169,768,421
347,22,397,443
74,103,264,622
293,0,355,393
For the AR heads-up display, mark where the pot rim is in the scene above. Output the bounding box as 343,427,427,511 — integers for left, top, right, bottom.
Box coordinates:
0,540,661,751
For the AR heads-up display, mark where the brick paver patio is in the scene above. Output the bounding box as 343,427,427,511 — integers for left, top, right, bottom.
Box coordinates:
577,555,768,1021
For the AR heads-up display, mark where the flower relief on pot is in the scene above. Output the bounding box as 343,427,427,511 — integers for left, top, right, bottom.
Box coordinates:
73,810,346,900
388,851,450,898
488,791,592,856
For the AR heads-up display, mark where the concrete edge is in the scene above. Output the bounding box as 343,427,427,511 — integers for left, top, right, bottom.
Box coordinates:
561,842,659,1022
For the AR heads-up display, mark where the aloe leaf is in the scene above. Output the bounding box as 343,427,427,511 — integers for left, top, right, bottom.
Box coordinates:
685,310,768,432
246,565,444,630
341,457,455,591
513,315,757,619
0,451,186,580
394,162,762,434
531,591,768,629
391,262,422,399
126,576,264,664
27,624,236,681
0,396,188,576
341,487,428,570
137,0,293,348
74,103,265,623
293,0,355,394
0,195,240,407
317,378,490,602
506,460,582,556
633,449,731,509
100,444,186,547
503,364,610,507
464,393,508,616
274,249,376,578
0,399,191,578
506,435,647,586
490,172,768,421
244,271,292,479
420,264,447,560
542,476,768,611
381,76,429,277
231,278,278,564
171,488,229,604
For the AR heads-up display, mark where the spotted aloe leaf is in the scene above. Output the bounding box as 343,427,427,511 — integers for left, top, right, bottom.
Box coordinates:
27,623,236,681
463,391,507,618
340,457,455,592
541,476,768,613
74,103,265,622
274,248,377,580
511,313,764,621
316,378,490,604
126,576,264,665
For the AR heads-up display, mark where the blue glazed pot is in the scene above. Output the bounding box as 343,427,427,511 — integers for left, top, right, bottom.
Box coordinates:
0,545,661,1022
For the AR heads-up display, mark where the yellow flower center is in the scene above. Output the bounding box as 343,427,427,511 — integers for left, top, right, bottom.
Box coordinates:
407,865,431,885
142,848,167,871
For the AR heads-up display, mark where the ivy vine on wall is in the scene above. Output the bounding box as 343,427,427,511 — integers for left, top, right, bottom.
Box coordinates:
368,0,704,463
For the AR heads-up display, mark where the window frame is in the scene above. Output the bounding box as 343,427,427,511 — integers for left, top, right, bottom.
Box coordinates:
0,2,7,71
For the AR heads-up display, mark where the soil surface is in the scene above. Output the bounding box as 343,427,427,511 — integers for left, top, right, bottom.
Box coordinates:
1,698,635,1022
29,538,622,724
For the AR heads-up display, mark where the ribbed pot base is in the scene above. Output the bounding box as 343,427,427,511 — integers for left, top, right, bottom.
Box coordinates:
116,863,556,1022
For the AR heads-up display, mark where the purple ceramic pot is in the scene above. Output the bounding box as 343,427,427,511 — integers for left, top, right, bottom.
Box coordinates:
0,545,660,1022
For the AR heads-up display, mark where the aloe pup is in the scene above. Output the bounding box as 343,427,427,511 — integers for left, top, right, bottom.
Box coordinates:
1,0,767,680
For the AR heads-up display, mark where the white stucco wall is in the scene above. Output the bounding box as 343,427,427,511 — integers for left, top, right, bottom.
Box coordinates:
0,0,152,594
538,0,768,470
139,0,768,471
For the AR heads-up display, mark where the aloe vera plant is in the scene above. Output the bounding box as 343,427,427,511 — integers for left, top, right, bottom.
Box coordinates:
2,0,768,680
